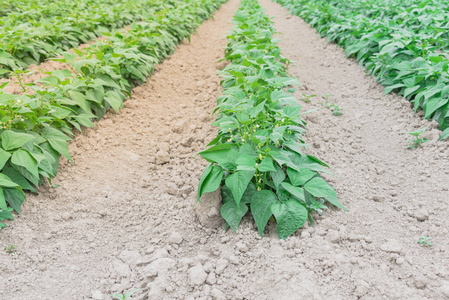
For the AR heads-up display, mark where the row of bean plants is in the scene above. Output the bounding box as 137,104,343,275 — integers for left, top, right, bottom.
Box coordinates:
197,0,346,240
0,0,172,75
273,0,449,140
0,0,228,229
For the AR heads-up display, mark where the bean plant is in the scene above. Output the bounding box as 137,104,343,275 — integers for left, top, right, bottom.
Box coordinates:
197,0,346,240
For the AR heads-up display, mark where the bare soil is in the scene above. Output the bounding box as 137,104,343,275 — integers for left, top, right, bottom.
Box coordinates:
1,0,449,299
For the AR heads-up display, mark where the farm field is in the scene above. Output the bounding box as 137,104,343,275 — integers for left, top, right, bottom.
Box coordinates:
0,0,449,299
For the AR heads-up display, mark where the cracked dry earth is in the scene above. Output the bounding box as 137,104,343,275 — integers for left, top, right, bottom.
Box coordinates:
1,0,449,299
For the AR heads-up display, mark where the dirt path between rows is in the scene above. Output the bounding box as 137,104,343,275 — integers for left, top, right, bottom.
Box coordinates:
1,0,449,299
258,0,449,299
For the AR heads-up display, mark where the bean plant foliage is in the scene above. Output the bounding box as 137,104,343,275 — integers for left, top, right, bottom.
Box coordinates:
197,0,346,240
274,0,449,140
0,0,171,76
0,0,228,230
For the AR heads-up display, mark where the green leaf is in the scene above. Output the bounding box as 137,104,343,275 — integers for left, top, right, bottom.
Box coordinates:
0,187,7,210
68,91,91,113
281,182,305,201
199,144,233,163
4,188,25,214
236,154,256,171
41,127,71,141
424,97,447,119
304,177,347,211
271,200,308,239
2,166,37,193
11,149,39,179
250,190,277,237
220,200,248,233
104,91,124,113
225,170,255,207
439,128,449,141
0,148,11,169
270,164,285,189
258,157,276,172
48,139,72,162
197,164,224,202
0,173,21,189
199,144,238,169
383,83,405,95
0,208,14,222
287,167,316,186
1,131,35,151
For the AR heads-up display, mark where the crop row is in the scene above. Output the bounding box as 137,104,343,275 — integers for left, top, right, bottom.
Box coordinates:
0,0,128,22
0,0,169,75
0,0,228,229
274,0,449,140
197,0,346,240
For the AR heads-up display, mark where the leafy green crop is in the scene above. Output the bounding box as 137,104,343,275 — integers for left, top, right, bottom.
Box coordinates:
273,0,449,139
0,0,169,76
0,0,228,230
197,0,346,240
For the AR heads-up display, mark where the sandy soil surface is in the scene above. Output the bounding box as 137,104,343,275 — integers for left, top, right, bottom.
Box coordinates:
1,0,449,299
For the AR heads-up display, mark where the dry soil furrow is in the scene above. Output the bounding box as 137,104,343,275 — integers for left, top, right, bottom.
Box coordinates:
0,1,239,299
259,0,449,299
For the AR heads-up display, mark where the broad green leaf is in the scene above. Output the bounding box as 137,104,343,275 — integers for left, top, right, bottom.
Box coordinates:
424,98,447,119
239,144,257,157
287,167,316,186
0,173,21,189
241,184,257,204
220,200,248,233
270,164,285,189
225,170,256,207
281,182,305,201
0,148,11,169
48,139,72,162
2,167,37,193
1,131,35,151
11,149,39,179
197,165,224,202
0,209,13,220
271,200,308,239
258,157,276,172
304,177,347,211
250,190,277,237
236,154,256,171
439,128,449,141
199,144,233,163
68,91,91,113
383,84,405,95
104,91,124,113
4,188,25,214
0,187,6,210
41,127,71,141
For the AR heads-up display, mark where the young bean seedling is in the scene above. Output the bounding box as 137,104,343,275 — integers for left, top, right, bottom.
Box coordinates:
418,236,433,247
301,93,316,103
4,244,16,254
406,128,428,149
112,289,141,300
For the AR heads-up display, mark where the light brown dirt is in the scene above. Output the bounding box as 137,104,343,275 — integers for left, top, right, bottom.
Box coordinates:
1,0,449,299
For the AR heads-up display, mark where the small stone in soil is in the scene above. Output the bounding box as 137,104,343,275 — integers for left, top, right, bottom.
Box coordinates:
215,259,229,275
189,264,207,286
380,239,402,254
91,290,103,300
168,232,183,245
155,150,170,165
